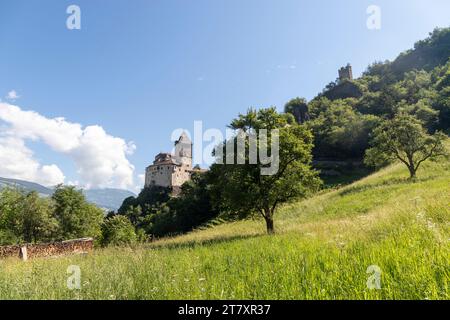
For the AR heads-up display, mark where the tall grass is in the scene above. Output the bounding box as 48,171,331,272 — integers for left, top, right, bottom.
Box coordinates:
0,158,449,300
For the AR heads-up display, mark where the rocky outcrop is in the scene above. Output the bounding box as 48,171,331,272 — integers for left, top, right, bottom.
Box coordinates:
323,80,363,100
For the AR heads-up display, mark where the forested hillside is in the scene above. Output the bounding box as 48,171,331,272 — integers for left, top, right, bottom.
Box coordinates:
286,27,450,161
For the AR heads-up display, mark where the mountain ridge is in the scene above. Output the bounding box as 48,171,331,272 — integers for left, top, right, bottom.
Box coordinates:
0,177,136,211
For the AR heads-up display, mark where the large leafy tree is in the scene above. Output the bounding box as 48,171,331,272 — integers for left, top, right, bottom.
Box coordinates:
52,185,104,240
210,108,321,234
0,188,24,244
20,191,58,243
365,113,447,179
0,189,58,244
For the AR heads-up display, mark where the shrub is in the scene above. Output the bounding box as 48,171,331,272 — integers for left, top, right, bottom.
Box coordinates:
101,215,137,247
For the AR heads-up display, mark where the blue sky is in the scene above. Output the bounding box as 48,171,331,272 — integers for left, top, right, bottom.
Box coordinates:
0,0,449,191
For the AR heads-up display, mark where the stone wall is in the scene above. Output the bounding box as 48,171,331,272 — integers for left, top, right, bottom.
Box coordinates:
0,238,93,260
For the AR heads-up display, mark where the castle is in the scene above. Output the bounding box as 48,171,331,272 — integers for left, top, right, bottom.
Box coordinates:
144,133,194,193
338,64,353,82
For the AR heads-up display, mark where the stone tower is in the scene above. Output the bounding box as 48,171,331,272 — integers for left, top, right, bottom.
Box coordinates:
338,64,353,82
174,132,192,167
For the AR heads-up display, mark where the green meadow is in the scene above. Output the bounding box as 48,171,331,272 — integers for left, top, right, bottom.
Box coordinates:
0,157,449,300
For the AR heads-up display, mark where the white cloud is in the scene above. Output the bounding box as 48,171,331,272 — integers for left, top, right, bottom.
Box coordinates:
6,90,20,100
40,164,66,186
0,136,65,186
0,102,136,189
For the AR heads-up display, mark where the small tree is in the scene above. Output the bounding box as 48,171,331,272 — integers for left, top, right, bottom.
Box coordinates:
52,185,104,240
210,108,321,234
21,191,58,243
165,172,219,234
0,187,25,243
101,215,137,247
365,113,447,179
0,188,57,244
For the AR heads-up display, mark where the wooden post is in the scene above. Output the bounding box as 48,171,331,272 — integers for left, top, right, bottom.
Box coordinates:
19,246,28,261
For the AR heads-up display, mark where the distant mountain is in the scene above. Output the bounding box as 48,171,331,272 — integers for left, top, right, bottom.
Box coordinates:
0,177,53,196
0,177,136,211
83,189,136,211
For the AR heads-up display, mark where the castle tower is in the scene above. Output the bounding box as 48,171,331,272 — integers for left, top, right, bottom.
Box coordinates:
174,132,192,168
338,64,353,82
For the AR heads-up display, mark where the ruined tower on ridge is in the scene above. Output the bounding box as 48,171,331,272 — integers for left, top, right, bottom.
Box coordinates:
338,64,353,82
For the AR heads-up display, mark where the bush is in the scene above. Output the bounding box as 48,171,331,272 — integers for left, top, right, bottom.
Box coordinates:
101,215,137,247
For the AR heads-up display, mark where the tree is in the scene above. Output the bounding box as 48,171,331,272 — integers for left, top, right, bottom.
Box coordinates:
52,185,104,240
116,186,171,236
118,186,170,217
397,99,439,131
284,97,309,124
0,189,58,244
433,61,450,131
101,215,137,246
210,108,321,234
163,171,219,234
307,98,381,159
123,205,143,226
365,113,447,179
117,196,137,215
20,191,58,243
0,187,24,243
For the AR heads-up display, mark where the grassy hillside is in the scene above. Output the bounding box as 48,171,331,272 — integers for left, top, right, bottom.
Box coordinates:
0,156,448,300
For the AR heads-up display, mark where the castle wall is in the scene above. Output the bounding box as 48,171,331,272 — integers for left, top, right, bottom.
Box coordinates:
146,164,176,188
171,163,192,187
